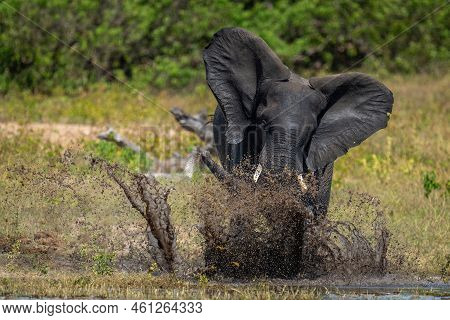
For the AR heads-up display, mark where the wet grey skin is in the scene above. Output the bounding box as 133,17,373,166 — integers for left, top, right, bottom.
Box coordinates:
204,27,394,217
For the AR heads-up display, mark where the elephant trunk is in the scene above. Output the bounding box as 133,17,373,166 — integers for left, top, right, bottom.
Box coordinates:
256,128,304,179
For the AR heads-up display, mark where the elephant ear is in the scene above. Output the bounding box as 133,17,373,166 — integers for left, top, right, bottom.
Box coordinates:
306,72,394,171
203,27,290,144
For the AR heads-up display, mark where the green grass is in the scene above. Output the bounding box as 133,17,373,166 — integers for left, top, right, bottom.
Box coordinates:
0,74,448,298
0,83,215,125
0,273,320,299
84,140,152,172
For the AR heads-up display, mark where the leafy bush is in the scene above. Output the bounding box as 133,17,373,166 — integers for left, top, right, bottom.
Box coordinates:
423,171,441,198
0,0,448,92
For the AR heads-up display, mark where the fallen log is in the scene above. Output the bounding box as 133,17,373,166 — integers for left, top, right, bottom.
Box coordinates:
97,107,216,176
170,107,215,153
97,127,143,154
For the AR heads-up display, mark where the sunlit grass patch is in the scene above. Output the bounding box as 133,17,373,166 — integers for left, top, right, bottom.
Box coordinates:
0,84,215,126
0,273,321,299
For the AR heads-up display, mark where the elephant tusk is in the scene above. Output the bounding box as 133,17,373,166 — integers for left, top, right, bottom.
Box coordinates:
253,164,263,182
297,174,308,192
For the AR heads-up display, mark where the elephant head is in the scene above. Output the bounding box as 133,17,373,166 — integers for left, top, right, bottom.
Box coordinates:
204,28,394,179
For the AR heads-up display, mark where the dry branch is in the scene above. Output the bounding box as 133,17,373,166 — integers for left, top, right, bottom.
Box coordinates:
170,107,206,139
170,107,215,153
198,150,229,182
95,158,179,273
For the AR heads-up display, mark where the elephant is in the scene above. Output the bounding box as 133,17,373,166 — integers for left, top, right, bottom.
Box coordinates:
203,27,394,218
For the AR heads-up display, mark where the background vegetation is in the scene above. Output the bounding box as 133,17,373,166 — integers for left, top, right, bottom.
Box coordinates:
0,0,448,298
0,0,448,92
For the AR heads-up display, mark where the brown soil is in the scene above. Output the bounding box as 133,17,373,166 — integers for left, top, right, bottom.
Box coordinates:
0,122,101,147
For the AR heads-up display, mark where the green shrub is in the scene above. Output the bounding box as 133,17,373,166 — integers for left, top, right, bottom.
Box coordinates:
423,171,441,198
84,140,151,172
92,252,115,276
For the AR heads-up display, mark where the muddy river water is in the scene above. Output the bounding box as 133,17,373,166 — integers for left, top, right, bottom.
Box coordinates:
323,284,449,299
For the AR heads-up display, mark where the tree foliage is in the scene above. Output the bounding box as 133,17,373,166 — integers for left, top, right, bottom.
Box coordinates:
0,0,448,92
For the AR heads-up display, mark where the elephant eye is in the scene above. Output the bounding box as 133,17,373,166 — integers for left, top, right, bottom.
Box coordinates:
258,119,268,127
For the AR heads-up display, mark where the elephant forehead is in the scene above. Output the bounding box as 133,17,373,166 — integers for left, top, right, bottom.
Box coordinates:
258,81,324,120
